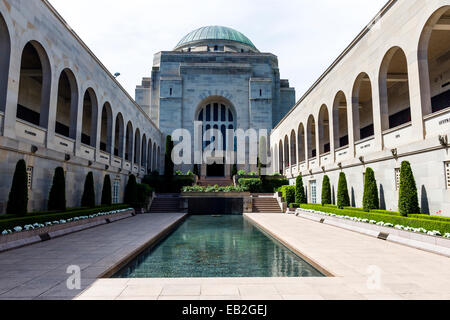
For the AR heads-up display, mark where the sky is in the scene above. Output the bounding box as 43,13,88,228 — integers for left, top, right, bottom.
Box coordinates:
48,0,387,100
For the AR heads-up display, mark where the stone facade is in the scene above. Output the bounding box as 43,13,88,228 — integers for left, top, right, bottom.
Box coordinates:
270,0,450,216
0,0,163,213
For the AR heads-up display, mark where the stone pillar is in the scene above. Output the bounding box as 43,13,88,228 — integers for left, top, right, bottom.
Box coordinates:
371,72,384,152
407,57,426,141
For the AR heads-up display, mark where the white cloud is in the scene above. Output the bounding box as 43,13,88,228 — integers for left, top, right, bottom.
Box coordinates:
48,0,387,99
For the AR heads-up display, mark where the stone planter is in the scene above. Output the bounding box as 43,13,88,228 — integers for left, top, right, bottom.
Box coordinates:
0,209,135,252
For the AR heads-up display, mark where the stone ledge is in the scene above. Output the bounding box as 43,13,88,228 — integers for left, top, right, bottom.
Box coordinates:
296,210,450,257
0,209,135,253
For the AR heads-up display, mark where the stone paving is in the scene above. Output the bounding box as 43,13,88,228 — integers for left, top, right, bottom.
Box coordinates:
77,213,450,300
0,213,186,300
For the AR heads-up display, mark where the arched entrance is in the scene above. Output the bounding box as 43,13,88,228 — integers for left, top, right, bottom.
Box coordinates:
196,97,236,177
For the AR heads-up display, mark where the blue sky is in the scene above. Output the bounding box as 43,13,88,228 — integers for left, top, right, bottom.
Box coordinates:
48,0,387,100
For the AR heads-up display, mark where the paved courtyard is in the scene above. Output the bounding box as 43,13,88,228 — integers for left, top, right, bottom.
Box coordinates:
1,212,450,300
78,213,450,300
0,213,186,300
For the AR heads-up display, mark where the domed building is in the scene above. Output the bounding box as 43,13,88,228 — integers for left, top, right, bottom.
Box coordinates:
136,26,295,176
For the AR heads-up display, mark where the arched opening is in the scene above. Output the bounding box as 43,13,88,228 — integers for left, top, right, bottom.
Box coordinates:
318,104,330,154
148,139,153,172
134,128,141,165
17,41,51,128
55,69,78,139
81,88,98,147
125,122,133,162
297,123,306,163
290,130,297,166
352,73,374,141
141,134,147,167
333,91,349,148
307,115,316,158
284,135,289,169
379,47,411,130
0,14,10,113
100,103,113,153
114,113,124,157
278,140,284,174
418,7,450,116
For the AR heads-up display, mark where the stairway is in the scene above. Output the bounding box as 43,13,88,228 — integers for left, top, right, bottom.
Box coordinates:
197,177,234,187
252,197,283,213
149,195,181,213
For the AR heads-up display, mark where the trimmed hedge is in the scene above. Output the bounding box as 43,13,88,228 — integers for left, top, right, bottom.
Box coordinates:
363,167,379,212
295,175,307,204
48,167,66,212
300,204,450,235
124,175,138,206
101,175,112,206
337,172,350,209
238,178,263,193
290,203,301,208
0,204,130,231
143,175,195,193
279,185,296,205
261,176,289,193
321,175,331,206
408,214,450,222
6,160,28,216
81,172,96,208
398,161,420,216
164,135,174,177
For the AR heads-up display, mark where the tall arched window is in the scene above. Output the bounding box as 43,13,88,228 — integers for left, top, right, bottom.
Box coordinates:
81,88,98,147
55,68,78,139
0,13,10,113
197,102,235,151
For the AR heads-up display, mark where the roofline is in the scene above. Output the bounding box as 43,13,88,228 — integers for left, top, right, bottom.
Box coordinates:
273,0,398,131
174,39,259,52
41,0,162,136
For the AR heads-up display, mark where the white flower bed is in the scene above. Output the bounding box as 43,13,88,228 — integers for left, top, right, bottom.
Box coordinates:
1,208,132,236
299,209,447,239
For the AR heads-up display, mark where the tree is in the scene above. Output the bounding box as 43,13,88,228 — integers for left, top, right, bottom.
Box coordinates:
6,159,28,216
124,174,138,207
48,167,66,212
295,175,307,204
363,167,379,212
337,172,350,209
164,135,174,177
193,164,200,177
398,161,420,216
81,172,96,208
321,175,332,206
101,175,112,206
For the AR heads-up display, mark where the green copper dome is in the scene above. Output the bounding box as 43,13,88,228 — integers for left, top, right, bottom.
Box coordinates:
175,26,257,51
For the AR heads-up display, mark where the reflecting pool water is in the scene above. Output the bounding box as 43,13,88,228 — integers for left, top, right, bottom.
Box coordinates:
114,215,324,278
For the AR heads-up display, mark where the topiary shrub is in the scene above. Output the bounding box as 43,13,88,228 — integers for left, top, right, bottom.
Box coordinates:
398,161,420,216
124,174,138,207
6,160,28,216
321,175,332,206
337,172,350,209
193,164,200,177
81,172,96,208
238,178,262,193
48,167,66,212
295,175,307,204
363,167,379,212
164,135,174,177
136,183,153,209
232,164,237,177
280,185,296,205
101,175,112,206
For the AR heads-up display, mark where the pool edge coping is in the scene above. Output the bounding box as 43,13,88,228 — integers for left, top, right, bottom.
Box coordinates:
244,213,335,278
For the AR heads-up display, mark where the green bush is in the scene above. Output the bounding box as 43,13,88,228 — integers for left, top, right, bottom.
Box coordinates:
101,175,112,206
238,178,262,193
164,135,174,177
6,160,28,216
261,176,289,193
193,164,200,177
280,185,296,205
124,174,138,207
408,214,450,222
237,170,247,176
300,204,450,235
232,164,237,177
398,161,420,216
142,175,195,193
48,167,66,212
81,172,96,208
295,175,307,204
182,185,247,193
321,175,331,206
290,203,300,208
136,184,153,208
0,204,130,231
337,172,350,209
363,168,379,212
